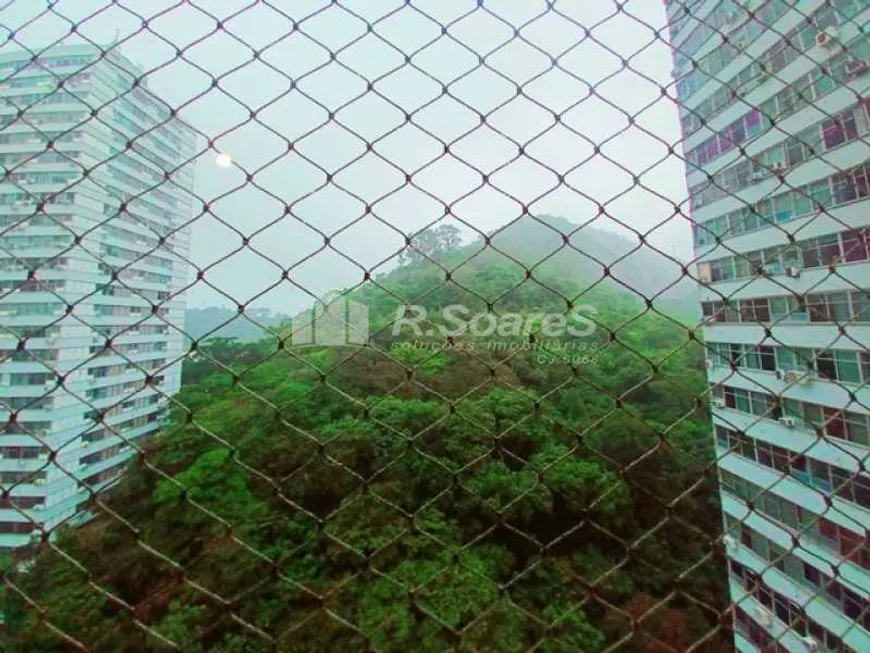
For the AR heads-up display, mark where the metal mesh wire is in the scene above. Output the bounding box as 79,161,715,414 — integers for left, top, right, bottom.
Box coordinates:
0,0,869,651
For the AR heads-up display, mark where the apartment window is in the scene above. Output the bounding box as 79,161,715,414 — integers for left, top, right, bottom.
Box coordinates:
756,441,774,468
739,298,770,322
776,347,812,372
710,259,735,282
748,391,767,416
785,138,808,167
807,293,850,322
757,346,776,371
715,425,730,448
734,388,751,413
770,295,807,322
815,350,862,384
802,234,841,268
844,413,870,447
739,434,756,460
852,292,870,321
821,111,858,149
803,563,820,586
702,301,727,322
842,228,870,263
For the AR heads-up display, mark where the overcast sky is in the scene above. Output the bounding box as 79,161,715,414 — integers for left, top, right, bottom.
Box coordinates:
1,0,691,313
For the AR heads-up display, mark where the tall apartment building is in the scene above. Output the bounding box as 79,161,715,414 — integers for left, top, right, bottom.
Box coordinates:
666,1,870,651
0,44,196,549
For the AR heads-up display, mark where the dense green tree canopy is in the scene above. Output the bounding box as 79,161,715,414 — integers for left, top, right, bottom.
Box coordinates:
1,239,727,652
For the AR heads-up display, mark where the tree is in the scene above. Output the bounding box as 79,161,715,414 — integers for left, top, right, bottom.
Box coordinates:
2,224,730,652
398,224,463,266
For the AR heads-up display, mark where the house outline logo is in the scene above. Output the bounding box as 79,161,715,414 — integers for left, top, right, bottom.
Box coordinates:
291,291,369,347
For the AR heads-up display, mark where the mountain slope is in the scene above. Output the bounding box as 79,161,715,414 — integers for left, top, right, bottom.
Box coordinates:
184,307,290,342
484,214,697,316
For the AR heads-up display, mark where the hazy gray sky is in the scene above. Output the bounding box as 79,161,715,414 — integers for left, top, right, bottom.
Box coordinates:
2,0,691,312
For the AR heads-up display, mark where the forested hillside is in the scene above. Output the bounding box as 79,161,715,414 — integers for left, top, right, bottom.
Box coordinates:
183,307,290,343
1,224,727,652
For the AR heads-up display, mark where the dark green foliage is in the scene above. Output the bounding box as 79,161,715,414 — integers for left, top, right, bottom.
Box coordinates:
2,232,728,652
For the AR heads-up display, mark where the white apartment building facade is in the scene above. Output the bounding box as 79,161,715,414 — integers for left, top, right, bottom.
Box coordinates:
0,44,196,549
667,1,870,652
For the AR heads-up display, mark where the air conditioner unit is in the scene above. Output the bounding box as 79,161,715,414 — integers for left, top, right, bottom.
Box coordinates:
706,359,715,369
713,398,727,409
785,266,801,278
723,535,739,550
754,606,773,627
771,161,788,173
784,369,813,385
33,478,45,486
816,26,839,48
749,171,766,182
779,416,798,428
31,503,43,511
845,58,869,78
775,369,785,380
800,636,821,652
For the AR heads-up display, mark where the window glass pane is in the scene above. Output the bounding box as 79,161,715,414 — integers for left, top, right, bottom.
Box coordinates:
744,347,761,369
823,119,848,149
804,405,823,430
783,399,801,419
735,257,754,279
716,426,730,448
759,346,776,371
835,351,861,384
750,392,767,416
814,70,836,97
757,442,773,467
816,351,837,380
776,347,796,369
809,181,833,208
786,139,805,166
841,228,869,262
735,389,751,413
773,194,794,223
818,234,841,265
807,295,830,322
829,293,851,322
802,239,822,267
770,297,789,320
832,172,858,204
845,413,869,446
